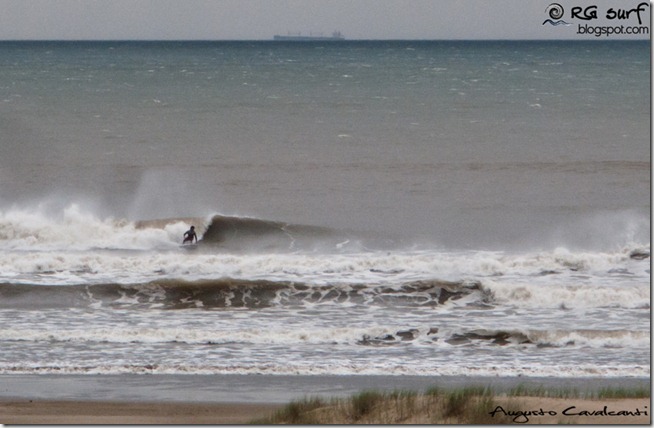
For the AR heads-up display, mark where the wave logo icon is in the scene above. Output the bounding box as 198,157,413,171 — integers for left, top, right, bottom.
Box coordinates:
543,3,572,26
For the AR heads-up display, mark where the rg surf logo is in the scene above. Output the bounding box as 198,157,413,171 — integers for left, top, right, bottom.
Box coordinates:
542,2,650,37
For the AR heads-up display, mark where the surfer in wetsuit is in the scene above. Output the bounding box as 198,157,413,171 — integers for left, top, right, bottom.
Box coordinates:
182,226,197,244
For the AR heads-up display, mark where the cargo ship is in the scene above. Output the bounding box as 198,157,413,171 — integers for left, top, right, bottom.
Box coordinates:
273,31,345,41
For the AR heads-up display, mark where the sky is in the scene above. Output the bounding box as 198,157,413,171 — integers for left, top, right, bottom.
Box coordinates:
0,0,650,40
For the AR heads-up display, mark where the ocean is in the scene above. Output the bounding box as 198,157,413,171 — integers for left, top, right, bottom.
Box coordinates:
0,40,649,381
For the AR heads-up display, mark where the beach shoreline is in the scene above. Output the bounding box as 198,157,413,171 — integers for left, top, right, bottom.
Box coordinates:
0,374,649,403
0,374,649,424
1,397,649,425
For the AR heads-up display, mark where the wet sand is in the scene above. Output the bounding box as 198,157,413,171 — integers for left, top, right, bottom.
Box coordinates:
0,400,282,424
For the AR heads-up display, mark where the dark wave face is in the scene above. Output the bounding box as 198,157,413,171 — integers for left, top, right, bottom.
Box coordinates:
202,215,329,241
202,215,344,247
0,279,485,310
181,214,389,252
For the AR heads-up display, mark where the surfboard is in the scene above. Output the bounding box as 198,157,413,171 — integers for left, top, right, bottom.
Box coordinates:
180,243,199,250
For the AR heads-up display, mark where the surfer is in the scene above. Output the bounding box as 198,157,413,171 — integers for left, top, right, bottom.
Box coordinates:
182,226,198,244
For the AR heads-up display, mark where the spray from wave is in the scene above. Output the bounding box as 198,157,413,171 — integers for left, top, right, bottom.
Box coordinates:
0,203,191,251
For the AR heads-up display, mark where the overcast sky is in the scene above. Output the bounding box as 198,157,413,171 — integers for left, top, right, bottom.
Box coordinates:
0,0,650,40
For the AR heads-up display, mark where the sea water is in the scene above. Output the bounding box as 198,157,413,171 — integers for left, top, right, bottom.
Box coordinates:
0,41,649,378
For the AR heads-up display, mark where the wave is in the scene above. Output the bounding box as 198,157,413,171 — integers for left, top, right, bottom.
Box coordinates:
0,205,366,252
1,260,649,311
201,215,331,242
0,363,648,377
0,204,649,313
0,278,485,310
357,327,650,349
485,280,650,310
199,214,346,251
1,203,649,253
1,318,647,352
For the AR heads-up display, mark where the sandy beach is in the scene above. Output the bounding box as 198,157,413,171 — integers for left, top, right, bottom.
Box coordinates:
0,374,649,424
0,400,282,424
0,396,649,424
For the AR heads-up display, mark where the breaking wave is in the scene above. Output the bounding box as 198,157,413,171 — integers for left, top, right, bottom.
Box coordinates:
0,278,485,310
0,205,372,253
201,215,335,245
0,319,647,353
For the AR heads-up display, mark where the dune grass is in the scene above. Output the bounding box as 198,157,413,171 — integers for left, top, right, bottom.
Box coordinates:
507,384,651,400
251,384,650,424
594,386,650,399
253,387,512,424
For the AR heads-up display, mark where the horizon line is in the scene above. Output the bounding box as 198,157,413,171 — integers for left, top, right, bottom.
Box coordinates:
0,37,649,42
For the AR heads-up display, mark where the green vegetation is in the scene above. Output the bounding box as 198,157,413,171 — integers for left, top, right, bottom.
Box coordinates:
508,384,579,399
252,386,508,424
257,396,331,424
507,384,651,400
595,386,650,399
444,386,496,424
350,390,385,419
251,384,650,425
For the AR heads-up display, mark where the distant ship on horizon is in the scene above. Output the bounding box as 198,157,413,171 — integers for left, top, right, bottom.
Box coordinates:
273,31,345,41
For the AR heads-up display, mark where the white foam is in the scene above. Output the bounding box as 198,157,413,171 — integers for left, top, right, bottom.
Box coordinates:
2,320,647,350
0,243,649,307
528,329,650,348
0,324,378,346
0,360,648,378
485,280,650,309
0,203,184,251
